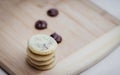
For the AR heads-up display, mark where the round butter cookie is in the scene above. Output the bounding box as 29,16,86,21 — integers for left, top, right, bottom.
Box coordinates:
27,56,55,66
28,34,57,55
26,58,56,70
27,49,55,61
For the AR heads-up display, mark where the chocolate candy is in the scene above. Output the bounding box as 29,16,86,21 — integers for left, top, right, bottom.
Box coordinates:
50,33,62,44
47,8,59,17
35,20,47,30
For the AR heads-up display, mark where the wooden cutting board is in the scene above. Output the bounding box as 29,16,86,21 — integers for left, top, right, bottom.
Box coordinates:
0,0,120,75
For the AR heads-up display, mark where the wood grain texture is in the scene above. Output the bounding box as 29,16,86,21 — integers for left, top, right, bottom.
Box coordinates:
0,0,120,75
40,25,120,75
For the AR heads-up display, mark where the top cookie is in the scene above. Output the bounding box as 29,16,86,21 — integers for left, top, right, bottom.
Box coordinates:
28,34,57,55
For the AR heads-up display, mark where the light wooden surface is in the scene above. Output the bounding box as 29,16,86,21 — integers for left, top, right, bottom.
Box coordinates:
0,0,120,75
39,25,120,75
81,0,120,75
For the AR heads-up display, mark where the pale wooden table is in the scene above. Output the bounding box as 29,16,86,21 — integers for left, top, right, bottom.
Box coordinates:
81,0,120,75
0,0,120,75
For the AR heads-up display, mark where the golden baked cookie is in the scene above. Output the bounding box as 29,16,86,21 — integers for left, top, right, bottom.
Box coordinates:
27,49,55,61
27,56,55,66
28,34,57,55
26,58,56,70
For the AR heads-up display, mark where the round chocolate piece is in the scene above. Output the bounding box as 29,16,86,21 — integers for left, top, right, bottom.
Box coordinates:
47,8,59,17
55,35,62,44
50,33,62,44
35,20,47,30
50,33,58,40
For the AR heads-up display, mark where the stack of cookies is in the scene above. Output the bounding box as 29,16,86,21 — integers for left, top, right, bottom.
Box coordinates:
26,34,57,70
